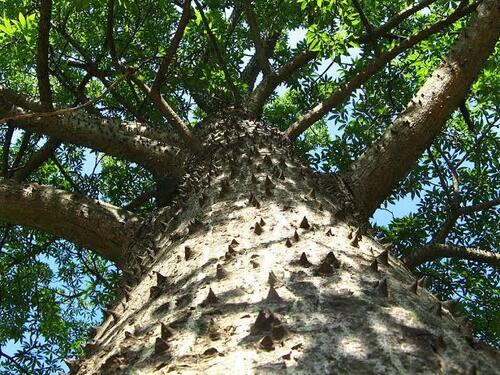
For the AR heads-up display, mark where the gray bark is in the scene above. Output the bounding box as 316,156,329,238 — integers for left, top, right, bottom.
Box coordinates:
69,117,499,374
344,0,500,219
0,180,140,266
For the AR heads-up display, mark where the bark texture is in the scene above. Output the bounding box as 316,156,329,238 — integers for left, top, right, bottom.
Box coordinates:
71,117,499,374
0,180,140,266
344,0,500,218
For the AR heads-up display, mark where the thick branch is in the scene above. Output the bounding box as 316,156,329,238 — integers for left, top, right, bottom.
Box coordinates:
151,0,192,93
404,243,500,269
0,180,141,267
36,0,53,110
286,1,480,140
243,0,272,77
344,0,499,219
0,86,183,177
241,32,280,91
247,49,317,116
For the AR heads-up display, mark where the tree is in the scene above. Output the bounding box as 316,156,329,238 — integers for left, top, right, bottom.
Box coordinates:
0,0,498,373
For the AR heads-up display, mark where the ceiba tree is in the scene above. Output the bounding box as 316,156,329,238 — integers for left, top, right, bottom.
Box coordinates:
0,0,499,373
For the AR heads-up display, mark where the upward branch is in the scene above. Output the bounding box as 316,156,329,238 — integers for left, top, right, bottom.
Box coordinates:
0,180,141,267
344,0,500,219
243,0,272,77
285,1,480,140
150,0,193,93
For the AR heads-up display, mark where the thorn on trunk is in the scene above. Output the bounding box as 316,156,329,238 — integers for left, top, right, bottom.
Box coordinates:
154,337,170,354
369,259,378,272
259,217,266,226
299,216,310,229
293,230,300,241
216,264,228,280
259,335,275,351
161,323,175,340
230,238,239,246
253,309,275,332
251,174,259,184
201,288,219,306
308,189,316,199
254,222,263,235
418,276,431,289
285,238,293,247
315,260,333,276
298,252,312,268
266,286,284,303
377,250,389,266
184,246,193,261
150,286,161,300
207,318,221,340
268,271,279,287
410,280,418,294
350,236,359,247
325,228,333,236
272,319,289,340
431,302,442,318
265,175,275,189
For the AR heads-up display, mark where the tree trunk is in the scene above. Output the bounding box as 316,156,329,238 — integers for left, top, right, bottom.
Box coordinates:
71,115,498,374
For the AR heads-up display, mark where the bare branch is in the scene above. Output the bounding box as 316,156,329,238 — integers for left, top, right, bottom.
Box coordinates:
404,243,500,269
460,197,500,215
243,0,272,77
459,100,474,131
36,0,54,110
0,180,141,267
193,0,241,100
12,138,60,182
344,0,498,219
286,1,480,140
357,0,438,44
241,31,281,90
128,76,202,153
104,3,202,153
1,125,14,177
247,49,317,116
151,0,193,93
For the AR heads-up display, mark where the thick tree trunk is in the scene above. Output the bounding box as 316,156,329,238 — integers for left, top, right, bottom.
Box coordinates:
72,115,498,374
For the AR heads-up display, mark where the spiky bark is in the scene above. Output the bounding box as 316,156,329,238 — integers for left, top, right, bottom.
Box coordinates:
70,116,499,375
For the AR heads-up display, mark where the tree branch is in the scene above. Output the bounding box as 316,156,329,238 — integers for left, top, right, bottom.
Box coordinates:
404,243,500,269
36,0,54,110
193,0,241,101
286,1,480,140
241,31,281,91
342,0,499,219
12,138,60,182
357,0,438,44
151,0,193,93
243,0,272,77
1,124,14,177
247,49,317,116
0,86,184,177
0,179,141,267
104,2,202,153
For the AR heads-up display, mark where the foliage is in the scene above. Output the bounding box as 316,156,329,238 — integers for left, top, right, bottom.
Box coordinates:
0,0,498,372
